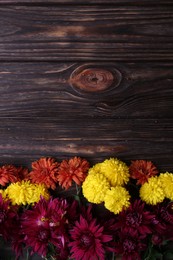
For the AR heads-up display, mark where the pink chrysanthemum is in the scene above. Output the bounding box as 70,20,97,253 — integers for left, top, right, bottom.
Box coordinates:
0,194,18,240
21,196,69,257
57,157,90,190
69,215,113,260
115,200,154,238
129,160,158,185
29,157,59,190
0,165,19,186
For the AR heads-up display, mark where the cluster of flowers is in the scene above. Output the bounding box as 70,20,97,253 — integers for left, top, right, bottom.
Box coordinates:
0,156,173,260
82,158,173,214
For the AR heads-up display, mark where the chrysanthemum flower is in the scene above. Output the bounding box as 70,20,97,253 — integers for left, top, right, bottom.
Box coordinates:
104,187,131,214
140,176,165,205
17,166,30,181
151,233,163,245
100,158,129,186
153,202,173,227
152,202,173,241
0,189,6,199
82,173,110,204
0,165,19,186
159,172,173,200
0,194,18,240
69,215,113,260
129,160,158,185
32,183,50,202
115,200,154,238
21,197,69,257
88,163,102,175
5,181,50,205
29,157,59,190
114,233,146,260
57,157,90,190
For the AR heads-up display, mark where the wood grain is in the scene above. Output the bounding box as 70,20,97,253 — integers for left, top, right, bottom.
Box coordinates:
0,5,173,61
0,1,173,259
0,118,172,171
0,0,172,4
0,62,172,118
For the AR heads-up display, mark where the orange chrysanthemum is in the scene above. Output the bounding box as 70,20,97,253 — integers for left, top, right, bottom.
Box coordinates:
57,157,90,190
0,165,19,186
17,166,30,181
129,160,159,185
29,157,59,190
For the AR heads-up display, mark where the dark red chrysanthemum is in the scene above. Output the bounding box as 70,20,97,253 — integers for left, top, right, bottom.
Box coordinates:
11,230,25,259
0,194,18,240
115,200,154,238
57,157,90,190
0,165,19,186
69,215,113,260
21,197,69,257
159,202,173,224
152,202,173,240
114,233,146,260
129,160,158,185
29,157,59,189
151,233,163,245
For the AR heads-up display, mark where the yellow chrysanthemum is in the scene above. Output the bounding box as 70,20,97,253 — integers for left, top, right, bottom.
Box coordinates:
100,158,129,186
104,186,131,214
88,163,102,175
159,172,173,200
5,181,50,205
82,172,110,204
140,176,165,205
32,183,50,202
0,189,6,199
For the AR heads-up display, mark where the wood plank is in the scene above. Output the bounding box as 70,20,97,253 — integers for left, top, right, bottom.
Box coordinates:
0,5,173,61
0,62,172,118
0,0,172,4
0,118,172,171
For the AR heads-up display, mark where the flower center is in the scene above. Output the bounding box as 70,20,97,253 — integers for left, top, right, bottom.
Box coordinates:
0,210,6,223
80,232,94,248
38,229,49,242
126,212,142,227
123,238,136,253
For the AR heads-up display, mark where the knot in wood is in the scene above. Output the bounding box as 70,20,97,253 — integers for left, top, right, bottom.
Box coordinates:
70,68,114,92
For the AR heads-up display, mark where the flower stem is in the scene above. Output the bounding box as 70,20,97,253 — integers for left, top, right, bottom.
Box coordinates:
26,249,29,260
144,244,153,260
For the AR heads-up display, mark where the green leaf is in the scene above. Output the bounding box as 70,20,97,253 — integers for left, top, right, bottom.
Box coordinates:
163,251,173,260
144,247,163,260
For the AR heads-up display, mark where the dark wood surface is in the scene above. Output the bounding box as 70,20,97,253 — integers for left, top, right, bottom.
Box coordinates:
0,62,173,118
0,5,173,61
0,118,173,172
0,0,172,4
0,1,173,259
0,3,172,172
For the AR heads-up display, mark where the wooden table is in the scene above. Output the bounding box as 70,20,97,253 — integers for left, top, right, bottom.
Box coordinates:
0,1,173,257
0,0,173,170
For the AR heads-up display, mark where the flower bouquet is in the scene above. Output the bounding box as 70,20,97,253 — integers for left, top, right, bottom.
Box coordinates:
0,156,173,260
